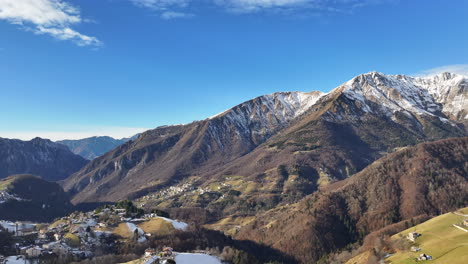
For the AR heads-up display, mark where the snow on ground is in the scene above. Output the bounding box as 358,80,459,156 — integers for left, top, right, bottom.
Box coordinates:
5,255,35,264
125,222,146,242
175,253,222,264
94,231,112,238
156,217,188,230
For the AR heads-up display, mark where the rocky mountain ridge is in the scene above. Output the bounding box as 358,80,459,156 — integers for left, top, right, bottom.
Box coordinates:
0,137,88,181
63,72,467,207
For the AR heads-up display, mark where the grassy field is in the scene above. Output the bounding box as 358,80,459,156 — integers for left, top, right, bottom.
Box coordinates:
0,176,15,191
346,251,372,264
64,233,81,247
113,223,133,238
113,217,177,239
205,216,256,236
137,218,174,235
385,208,468,264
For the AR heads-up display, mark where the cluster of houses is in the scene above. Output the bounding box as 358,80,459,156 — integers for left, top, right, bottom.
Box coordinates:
4,218,96,262
0,203,183,263
142,247,175,264
406,232,433,262
138,182,195,207
0,207,131,262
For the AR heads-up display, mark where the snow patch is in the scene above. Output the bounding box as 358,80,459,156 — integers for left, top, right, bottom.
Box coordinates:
125,222,146,242
156,217,188,230
175,253,222,264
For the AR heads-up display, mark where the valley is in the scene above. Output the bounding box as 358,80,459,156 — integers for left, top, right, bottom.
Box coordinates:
0,71,467,264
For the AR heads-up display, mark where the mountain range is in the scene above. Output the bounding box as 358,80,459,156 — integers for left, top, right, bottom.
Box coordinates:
0,71,467,263
0,137,88,181
57,135,139,160
62,72,467,210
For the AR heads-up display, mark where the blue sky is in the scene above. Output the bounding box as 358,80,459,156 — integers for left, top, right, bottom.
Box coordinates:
0,0,467,140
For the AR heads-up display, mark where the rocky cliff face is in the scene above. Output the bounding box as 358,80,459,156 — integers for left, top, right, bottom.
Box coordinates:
0,137,88,181
63,72,467,207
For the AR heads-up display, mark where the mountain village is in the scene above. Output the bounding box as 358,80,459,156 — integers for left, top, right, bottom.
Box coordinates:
0,201,221,264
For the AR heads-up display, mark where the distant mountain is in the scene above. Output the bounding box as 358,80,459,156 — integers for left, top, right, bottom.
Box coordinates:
57,135,139,160
0,137,88,181
235,137,468,263
0,174,73,221
63,72,467,207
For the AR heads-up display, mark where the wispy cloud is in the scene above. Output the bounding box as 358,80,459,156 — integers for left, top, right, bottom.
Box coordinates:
161,11,194,20
414,64,468,77
0,126,149,141
131,0,190,10
130,0,393,17
131,0,193,19
0,0,102,47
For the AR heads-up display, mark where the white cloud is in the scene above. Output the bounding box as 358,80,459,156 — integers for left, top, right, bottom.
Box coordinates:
131,0,192,19
0,0,101,46
0,127,149,141
215,0,311,13
131,0,190,10
130,0,393,17
161,11,193,19
414,64,468,77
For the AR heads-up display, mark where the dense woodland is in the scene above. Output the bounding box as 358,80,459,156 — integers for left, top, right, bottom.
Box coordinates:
236,137,468,263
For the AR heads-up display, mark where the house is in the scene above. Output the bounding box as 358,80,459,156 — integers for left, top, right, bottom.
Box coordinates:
43,242,70,256
26,246,43,257
19,246,30,255
463,219,468,227
38,229,48,240
416,253,432,261
410,246,421,252
54,233,62,241
407,232,421,242
162,247,173,257
52,245,70,256
145,248,156,257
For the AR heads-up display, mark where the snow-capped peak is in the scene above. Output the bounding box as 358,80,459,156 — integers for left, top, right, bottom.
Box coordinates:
338,71,467,121
205,91,326,150
209,91,325,120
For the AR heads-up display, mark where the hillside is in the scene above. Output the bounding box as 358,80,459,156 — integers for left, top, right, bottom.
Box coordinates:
0,174,73,221
131,72,466,217
63,91,326,204
0,137,88,181
57,135,138,160
384,207,468,264
234,137,468,263
63,72,467,213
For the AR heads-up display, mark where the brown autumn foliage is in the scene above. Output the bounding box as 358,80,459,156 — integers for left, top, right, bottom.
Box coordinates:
236,137,468,263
